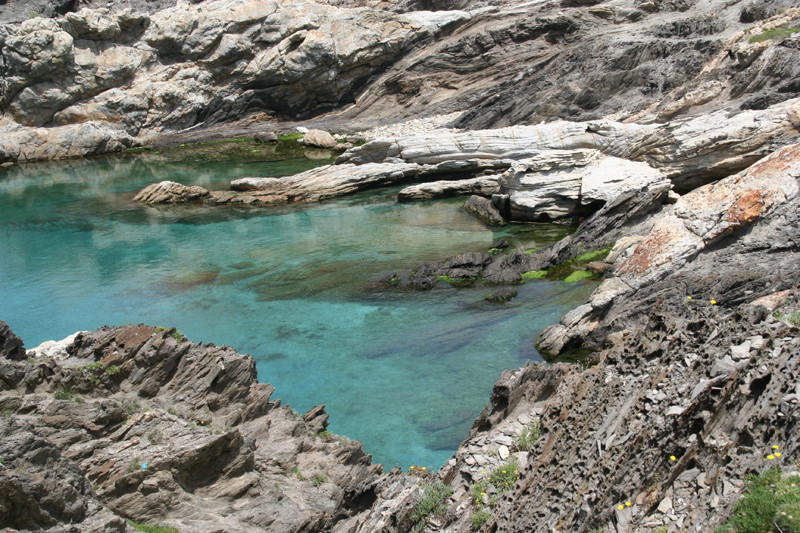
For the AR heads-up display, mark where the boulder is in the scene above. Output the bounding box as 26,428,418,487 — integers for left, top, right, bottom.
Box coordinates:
463,195,506,226
302,129,338,150
253,131,278,143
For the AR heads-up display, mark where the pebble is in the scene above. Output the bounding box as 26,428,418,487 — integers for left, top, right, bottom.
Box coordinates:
499,445,510,460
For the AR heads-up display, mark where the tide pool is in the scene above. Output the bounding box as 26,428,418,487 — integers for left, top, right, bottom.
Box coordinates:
0,150,596,469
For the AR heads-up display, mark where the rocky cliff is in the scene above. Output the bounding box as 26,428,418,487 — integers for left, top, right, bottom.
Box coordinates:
2,0,800,162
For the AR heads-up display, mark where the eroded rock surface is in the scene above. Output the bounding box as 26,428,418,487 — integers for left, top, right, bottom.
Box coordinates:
0,324,384,532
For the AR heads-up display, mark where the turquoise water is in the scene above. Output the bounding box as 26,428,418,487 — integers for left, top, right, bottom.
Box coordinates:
0,152,595,469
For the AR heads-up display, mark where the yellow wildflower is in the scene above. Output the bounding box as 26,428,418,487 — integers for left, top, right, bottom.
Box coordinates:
410,466,415,470
670,455,676,461
421,467,426,470
687,296,692,300
618,504,625,510
711,299,717,304
767,455,776,460
776,453,782,457
773,445,780,450
625,501,632,507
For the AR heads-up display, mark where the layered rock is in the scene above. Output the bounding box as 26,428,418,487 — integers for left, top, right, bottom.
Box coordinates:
339,98,800,193
0,0,470,162
357,288,800,532
538,142,800,356
0,323,384,532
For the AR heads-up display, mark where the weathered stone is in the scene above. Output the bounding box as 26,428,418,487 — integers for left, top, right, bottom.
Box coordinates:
302,129,338,150
133,180,210,204
253,131,278,143
397,176,500,201
463,195,505,226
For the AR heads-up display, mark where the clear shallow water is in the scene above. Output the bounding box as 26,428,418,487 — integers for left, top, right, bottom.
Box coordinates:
0,152,596,469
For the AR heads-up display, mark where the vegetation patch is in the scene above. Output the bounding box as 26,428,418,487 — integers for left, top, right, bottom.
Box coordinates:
775,309,800,327
563,270,594,283
126,519,180,533
312,473,329,487
514,421,541,451
716,467,800,532
749,26,800,43
521,270,548,281
436,275,474,287
411,482,453,532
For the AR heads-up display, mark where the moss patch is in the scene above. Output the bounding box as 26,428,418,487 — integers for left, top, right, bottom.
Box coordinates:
564,270,594,283
749,26,800,43
521,270,548,281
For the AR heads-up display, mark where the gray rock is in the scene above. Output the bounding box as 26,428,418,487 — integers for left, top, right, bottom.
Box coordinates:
463,195,505,226
253,132,278,143
302,129,338,150
133,180,210,204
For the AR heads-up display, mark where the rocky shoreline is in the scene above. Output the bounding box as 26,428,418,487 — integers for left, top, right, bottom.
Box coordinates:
3,0,800,531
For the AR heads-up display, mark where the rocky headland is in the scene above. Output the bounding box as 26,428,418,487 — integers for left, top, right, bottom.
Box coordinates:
2,0,800,531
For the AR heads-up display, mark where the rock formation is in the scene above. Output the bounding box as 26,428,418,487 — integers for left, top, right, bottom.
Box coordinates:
3,0,800,531
0,322,384,532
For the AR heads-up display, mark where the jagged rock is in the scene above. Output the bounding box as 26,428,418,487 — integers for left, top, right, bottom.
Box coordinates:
462,195,505,226
133,180,210,204
0,320,26,361
0,323,384,532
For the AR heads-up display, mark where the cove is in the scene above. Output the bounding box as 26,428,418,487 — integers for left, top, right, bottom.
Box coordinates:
0,151,596,470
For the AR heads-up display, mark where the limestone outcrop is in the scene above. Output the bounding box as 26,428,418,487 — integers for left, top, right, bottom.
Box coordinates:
0,322,384,532
0,1,470,162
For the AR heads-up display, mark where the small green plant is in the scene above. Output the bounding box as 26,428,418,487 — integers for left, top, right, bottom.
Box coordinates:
653,528,668,533
749,26,800,43
312,473,329,487
82,362,103,372
718,467,800,532
125,519,180,533
471,507,491,530
54,389,75,400
127,457,142,472
171,330,185,342
0,457,5,464
489,460,519,492
147,430,163,444
514,420,541,451
315,430,333,441
26,357,36,364
775,309,800,327
277,132,304,141
74,396,85,403
168,407,177,415
124,400,140,415
105,365,121,375
411,482,453,532
2,410,11,417
291,466,305,481
155,326,168,332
